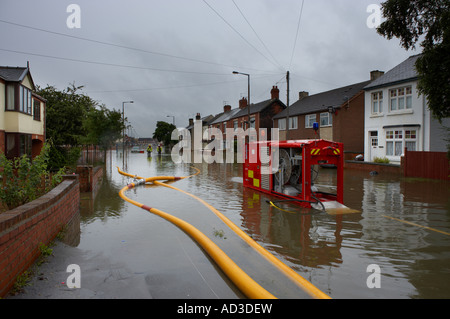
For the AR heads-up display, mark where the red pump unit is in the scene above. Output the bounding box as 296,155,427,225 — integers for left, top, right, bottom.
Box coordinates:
243,139,344,210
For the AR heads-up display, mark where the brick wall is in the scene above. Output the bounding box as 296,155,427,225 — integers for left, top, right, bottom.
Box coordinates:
76,165,103,193
0,175,80,297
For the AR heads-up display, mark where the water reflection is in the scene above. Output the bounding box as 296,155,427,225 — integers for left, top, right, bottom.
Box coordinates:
79,150,450,299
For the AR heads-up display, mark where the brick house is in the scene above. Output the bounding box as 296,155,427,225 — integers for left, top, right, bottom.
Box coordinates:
0,64,46,159
273,72,382,159
229,85,286,139
202,86,286,150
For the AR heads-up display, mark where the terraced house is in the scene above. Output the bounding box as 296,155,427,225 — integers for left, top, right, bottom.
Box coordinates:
0,64,46,159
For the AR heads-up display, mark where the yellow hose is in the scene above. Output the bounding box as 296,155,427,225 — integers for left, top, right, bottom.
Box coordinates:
117,171,276,299
153,181,330,299
117,166,330,299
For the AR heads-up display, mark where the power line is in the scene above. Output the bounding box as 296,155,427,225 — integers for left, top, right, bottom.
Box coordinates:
0,19,277,74
289,0,305,69
0,48,235,75
231,0,284,71
86,73,283,94
202,0,282,71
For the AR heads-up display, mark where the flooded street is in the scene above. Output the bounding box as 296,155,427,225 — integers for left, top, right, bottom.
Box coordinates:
15,150,450,299
77,150,450,299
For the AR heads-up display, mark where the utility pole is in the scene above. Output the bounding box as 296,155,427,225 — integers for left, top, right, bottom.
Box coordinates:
286,71,290,140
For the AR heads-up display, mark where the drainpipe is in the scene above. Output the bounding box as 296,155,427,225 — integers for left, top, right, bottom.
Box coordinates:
422,94,426,151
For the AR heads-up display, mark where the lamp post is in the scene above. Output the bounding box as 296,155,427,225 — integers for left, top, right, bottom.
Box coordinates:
122,101,134,159
166,115,175,126
232,71,250,129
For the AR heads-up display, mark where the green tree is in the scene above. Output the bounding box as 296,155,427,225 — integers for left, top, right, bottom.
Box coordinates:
81,105,124,156
377,0,450,120
153,121,177,146
36,83,106,169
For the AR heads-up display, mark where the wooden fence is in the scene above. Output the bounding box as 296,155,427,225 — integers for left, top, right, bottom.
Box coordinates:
404,149,449,180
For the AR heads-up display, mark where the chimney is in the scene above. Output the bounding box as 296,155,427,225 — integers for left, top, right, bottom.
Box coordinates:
224,104,231,112
271,86,279,99
239,97,248,109
196,113,201,120
299,91,309,100
370,70,385,81
189,118,194,126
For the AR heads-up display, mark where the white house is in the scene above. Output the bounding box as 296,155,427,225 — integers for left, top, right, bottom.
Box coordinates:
364,54,449,163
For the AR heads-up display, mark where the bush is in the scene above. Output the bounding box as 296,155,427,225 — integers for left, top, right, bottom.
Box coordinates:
0,143,64,211
373,156,390,164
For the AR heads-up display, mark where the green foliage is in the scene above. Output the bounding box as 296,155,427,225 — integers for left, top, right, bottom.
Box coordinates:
81,105,124,150
36,83,124,169
0,143,64,211
377,0,450,120
153,121,177,146
373,156,390,164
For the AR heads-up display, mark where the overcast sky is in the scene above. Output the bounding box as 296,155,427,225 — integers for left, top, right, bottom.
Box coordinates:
0,0,419,137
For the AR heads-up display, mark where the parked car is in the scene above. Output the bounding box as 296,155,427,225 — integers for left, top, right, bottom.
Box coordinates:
131,146,141,153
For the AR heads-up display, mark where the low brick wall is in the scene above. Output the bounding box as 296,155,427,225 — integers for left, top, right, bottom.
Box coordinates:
76,165,103,195
0,175,80,297
345,160,402,175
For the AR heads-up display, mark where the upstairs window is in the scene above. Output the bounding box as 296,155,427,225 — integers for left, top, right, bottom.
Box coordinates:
371,91,383,114
289,116,298,129
305,114,316,128
320,112,333,127
33,99,41,121
278,118,286,131
6,84,15,110
390,86,412,111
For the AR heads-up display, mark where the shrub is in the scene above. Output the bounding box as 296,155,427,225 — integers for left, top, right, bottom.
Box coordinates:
373,156,390,164
0,143,64,211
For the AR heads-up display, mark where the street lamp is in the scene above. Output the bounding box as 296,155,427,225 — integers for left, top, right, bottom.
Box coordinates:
166,115,175,126
232,71,250,129
122,101,134,157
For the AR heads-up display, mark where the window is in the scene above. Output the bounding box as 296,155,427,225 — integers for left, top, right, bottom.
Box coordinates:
33,99,41,121
405,130,417,151
305,114,316,128
390,86,412,111
386,130,403,156
5,133,31,159
320,112,332,127
278,118,286,131
289,116,298,129
18,85,32,114
371,91,383,114
233,120,238,130
385,129,417,156
6,84,15,110
19,86,24,112
250,116,256,129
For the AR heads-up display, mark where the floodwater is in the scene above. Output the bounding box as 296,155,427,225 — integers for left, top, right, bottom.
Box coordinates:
21,150,450,299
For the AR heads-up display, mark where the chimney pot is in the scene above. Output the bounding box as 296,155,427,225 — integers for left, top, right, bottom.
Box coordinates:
271,85,279,99
370,70,385,81
299,91,309,100
239,97,248,109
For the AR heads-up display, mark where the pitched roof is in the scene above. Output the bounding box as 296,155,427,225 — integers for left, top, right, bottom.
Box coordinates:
364,54,421,90
231,98,286,119
274,80,371,118
209,108,241,125
0,66,29,82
